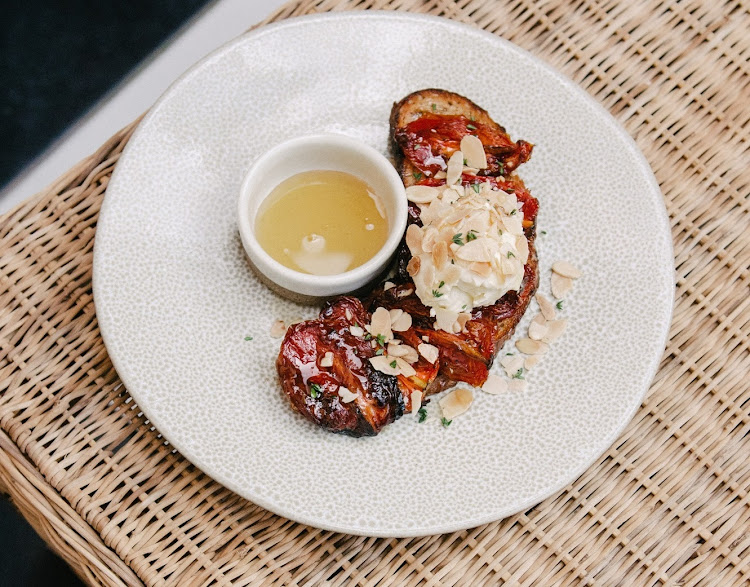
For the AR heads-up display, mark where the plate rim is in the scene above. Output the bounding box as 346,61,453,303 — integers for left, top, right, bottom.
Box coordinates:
93,10,675,537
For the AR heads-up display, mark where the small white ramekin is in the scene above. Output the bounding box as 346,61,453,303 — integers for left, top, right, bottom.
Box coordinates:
237,134,407,302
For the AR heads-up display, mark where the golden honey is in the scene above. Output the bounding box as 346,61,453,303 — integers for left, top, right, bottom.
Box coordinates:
255,170,388,276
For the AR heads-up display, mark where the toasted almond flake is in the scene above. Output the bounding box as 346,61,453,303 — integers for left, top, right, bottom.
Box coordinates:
383,281,395,291
269,320,287,338
387,342,407,357
446,151,464,185
508,379,528,392
543,319,567,343
552,260,582,279
405,224,423,254
401,345,419,364
460,134,488,169
434,308,459,332
406,256,421,277
432,240,449,270
406,185,440,204
551,273,574,299
439,388,474,420
388,343,418,363
482,374,508,395
434,170,447,179
524,355,541,370
320,351,334,367
528,314,549,341
388,308,403,323
412,390,423,415
536,293,557,321
469,261,492,278
455,240,491,262
418,343,439,364
398,288,414,298
395,357,417,377
516,338,549,355
349,325,364,337
370,307,392,340
338,386,357,403
345,308,353,321
500,354,524,377
422,335,430,342
391,311,413,332
369,355,400,375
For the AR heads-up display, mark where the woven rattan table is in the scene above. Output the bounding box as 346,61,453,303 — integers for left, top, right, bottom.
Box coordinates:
2,0,748,584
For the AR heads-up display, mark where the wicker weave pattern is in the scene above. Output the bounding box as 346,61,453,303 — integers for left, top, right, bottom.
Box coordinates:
1,0,749,585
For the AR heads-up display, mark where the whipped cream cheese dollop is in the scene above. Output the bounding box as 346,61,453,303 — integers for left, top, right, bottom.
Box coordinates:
404,150,529,333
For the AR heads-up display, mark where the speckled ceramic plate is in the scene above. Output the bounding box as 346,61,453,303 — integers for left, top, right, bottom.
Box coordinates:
93,12,673,537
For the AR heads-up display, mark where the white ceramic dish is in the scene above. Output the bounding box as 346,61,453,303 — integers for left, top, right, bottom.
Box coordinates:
237,133,407,298
93,12,673,537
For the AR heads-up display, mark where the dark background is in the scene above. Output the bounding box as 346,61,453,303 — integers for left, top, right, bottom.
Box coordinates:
1,1,211,584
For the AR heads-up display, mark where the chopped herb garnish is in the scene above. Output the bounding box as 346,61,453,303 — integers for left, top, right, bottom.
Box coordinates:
541,230,547,235
470,114,475,121
364,332,372,340
389,360,398,368
507,251,516,258
375,348,384,355
441,417,452,427
556,300,564,310
506,352,514,356
418,408,428,423
451,259,455,264
497,163,505,175
244,336,253,341
466,123,477,131
413,171,423,180
452,233,464,246
463,158,468,166
498,228,503,236
506,188,515,193
376,334,387,346
510,209,517,215
462,304,467,310
432,289,444,298
466,229,478,241
471,183,480,193
310,383,322,399
431,103,437,112
513,368,525,380
438,280,445,288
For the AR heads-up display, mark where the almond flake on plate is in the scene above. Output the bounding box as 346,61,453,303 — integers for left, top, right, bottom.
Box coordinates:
543,319,567,343
481,374,508,395
439,387,474,420
528,314,549,341
368,355,400,376
349,325,364,337
508,379,528,392
446,150,464,185
500,354,524,377
551,272,574,299
536,293,557,320
524,355,541,370
390,310,413,332
338,386,357,403
395,357,416,377
460,134,487,169
406,185,440,204
270,319,287,338
551,260,582,279
383,281,396,291
516,338,549,355
411,390,423,415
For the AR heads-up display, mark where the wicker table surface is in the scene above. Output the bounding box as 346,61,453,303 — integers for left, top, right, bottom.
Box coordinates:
1,0,748,585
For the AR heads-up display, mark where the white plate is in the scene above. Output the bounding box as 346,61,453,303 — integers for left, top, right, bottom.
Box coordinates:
93,12,673,537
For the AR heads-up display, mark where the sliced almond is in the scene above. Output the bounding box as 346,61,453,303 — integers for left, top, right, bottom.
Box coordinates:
508,379,528,392
370,307,392,340
439,387,474,420
418,343,439,364
270,319,287,338
536,293,557,321
524,355,541,370
406,256,421,277
383,281,396,291
319,351,334,367
552,260,582,279
434,308,459,332
551,273,573,299
528,314,549,341
469,261,492,278
434,170,447,179
516,338,549,355
338,386,357,403
397,288,414,298
446,150,464,185
543,319,567,343
369,355,400,376
345,308,353,321
388,308,403,324
406,184,440,204
395,357,417,377
401,345,419,364
391,311,413,332
482,374,508,395
412,390,423,415
460,134,487,169
455,240,491,262
349,325,364,337
432,240,449,270
405,224,423,254
500,354,524,378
